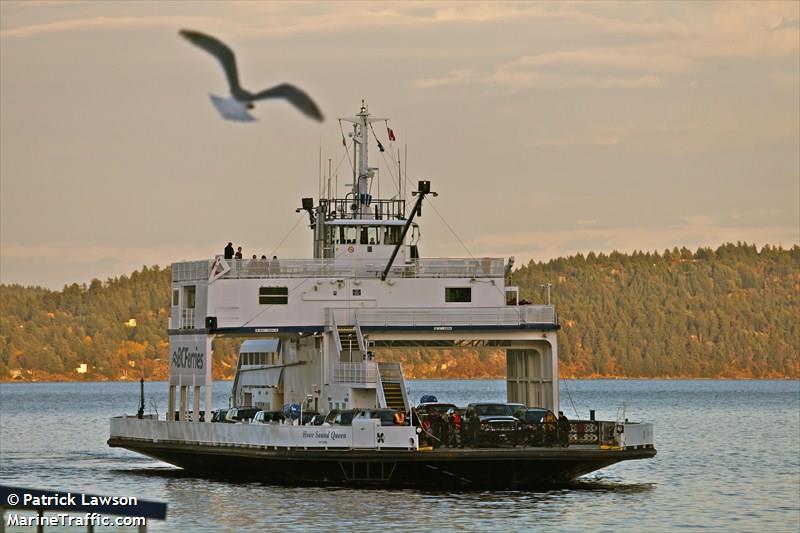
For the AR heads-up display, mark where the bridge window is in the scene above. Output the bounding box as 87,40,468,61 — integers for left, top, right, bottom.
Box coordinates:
338,226,357,244
184,286,196,308
259,286,288,305
445,287,471,303
383,226,401,245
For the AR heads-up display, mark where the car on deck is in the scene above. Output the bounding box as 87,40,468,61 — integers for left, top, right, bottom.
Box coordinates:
513,407,552,446
353,408,400,425
464,402,519,447
324,409,358,426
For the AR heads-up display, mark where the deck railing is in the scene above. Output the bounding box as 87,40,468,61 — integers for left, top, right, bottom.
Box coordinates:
172,257,505,281
333,362,379,384
173,261,210,282
110,418,418,450
180,308,196,329
353,305,557,327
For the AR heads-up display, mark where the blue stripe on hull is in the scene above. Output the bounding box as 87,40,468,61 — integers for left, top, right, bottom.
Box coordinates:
169,324,561,336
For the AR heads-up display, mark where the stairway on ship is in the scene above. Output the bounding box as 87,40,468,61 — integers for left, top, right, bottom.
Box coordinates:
337,326,358,361
381,381,406,411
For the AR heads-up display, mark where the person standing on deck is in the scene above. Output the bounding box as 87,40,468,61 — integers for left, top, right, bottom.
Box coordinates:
558,411,571,447
448,409,462,448
224,242,234,259
421,416,432,447
235,246,243,259
543,410,557,447
439,412,450,447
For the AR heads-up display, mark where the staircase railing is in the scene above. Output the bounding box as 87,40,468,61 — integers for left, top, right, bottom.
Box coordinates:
354,318,368,356
328,308,343,362
375,366,387,408
377,362,409,411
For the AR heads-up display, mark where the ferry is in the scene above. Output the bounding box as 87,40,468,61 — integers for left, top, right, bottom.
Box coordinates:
108,102,656,488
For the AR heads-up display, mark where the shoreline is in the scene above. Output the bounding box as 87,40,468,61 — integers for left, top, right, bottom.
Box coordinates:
2,376,798,384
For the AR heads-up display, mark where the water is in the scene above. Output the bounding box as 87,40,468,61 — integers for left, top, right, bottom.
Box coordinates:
1,380,798,532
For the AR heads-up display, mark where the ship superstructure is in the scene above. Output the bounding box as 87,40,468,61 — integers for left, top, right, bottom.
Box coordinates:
109,102,655,488
166,101,560,420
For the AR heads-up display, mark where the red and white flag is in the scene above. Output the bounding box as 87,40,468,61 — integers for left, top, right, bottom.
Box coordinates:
387,128,396,141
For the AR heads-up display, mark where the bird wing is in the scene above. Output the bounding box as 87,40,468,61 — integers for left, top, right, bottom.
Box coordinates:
179,29,244,97
249,83,324,121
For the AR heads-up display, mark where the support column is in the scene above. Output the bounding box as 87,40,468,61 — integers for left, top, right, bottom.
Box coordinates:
205,337,213,422
193,385,201,422
550,336,559,414
167,385,175,422
506,343,555,411
179,386,187,422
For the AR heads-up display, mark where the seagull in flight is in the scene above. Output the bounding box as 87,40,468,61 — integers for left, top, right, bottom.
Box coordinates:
179,29,324,123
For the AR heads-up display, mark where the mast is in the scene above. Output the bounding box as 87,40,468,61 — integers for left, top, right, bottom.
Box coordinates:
341,101,385,219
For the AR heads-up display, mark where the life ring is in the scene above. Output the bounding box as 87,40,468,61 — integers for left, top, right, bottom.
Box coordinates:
394,411,406,425
347,245,355,253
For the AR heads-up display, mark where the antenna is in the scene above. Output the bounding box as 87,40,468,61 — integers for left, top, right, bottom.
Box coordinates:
404,144,408,214
327,158,332,200
397,148,402,201
318,143,322,198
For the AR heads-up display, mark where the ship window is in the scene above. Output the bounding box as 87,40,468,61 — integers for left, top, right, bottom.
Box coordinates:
383,227,401,245
356,226,382,245
172,290,179,307
184,286,196,308
353,288,361,296
445,287,471,303
338,226,357,244
259,286,288,304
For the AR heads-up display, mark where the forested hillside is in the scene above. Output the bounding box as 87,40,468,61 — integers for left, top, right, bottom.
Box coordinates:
1,243,797,381
511,243,798,379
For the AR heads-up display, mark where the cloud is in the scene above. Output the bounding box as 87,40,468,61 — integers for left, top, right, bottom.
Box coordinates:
683,215,715,227
0,241,208,266
414,53,668,91
522,123,634,148
523,134,621,148
413,69,476,89
0,3,555,40
462,222,800,265
410,2,799,91
0,16,226,39
513,47,695,74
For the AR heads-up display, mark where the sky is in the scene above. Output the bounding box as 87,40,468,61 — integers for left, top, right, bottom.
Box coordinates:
1,1,798,289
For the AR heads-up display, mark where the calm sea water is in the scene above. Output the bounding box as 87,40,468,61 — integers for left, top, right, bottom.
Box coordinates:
1,380,798,532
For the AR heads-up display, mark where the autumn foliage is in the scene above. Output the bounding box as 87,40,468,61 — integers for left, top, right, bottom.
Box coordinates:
1,243,798,381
